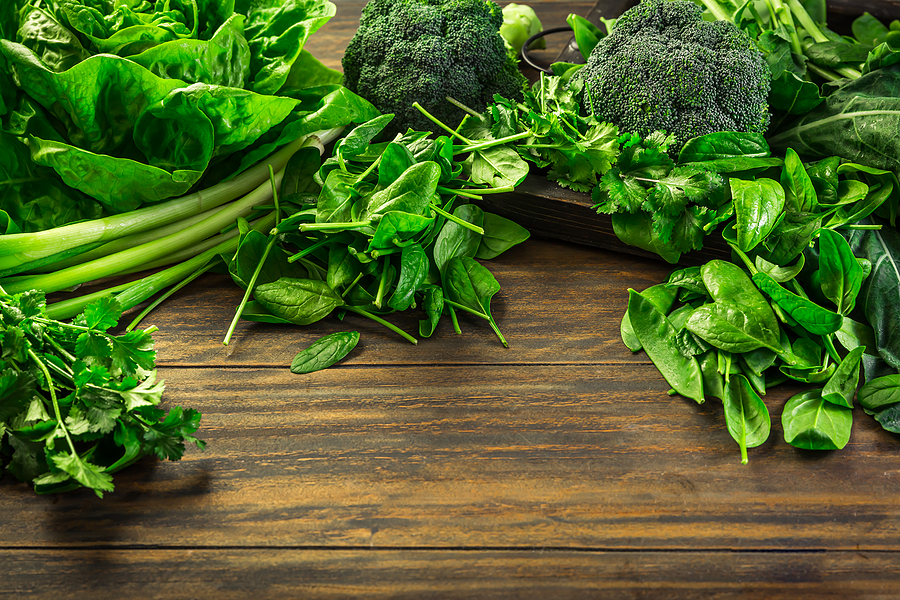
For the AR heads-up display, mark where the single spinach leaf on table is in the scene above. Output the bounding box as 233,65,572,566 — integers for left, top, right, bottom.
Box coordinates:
782,389,853,450
290,331,360,375
443,256,507,347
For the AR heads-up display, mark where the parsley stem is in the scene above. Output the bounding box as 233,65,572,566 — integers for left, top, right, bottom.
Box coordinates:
28,348,76,454
343,306,417,345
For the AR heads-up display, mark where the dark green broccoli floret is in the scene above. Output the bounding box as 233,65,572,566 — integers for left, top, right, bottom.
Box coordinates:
579,0,770,151
342,0,527,136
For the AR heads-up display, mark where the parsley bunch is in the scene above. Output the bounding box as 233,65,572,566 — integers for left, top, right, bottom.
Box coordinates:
0,291,204,497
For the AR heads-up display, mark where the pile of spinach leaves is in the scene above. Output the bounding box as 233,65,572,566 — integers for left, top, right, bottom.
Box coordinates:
0,0,347,231
549,3,900,459
218,112,531,365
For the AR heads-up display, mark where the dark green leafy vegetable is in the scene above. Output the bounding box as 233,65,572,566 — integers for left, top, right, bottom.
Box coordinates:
290,331,360,374
782,389,852,450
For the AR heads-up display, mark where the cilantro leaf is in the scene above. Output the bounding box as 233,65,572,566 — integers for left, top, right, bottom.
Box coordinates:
108,330,156,376
82,296,122,332
48,451,115,498
595,168,648,214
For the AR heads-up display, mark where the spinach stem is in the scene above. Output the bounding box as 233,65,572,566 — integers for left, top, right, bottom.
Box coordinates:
223,232,277,346
453,131,531,155
287,236,332,263
297,221,372,232
429,204,485,235
412,102,473,144
343,306,417,345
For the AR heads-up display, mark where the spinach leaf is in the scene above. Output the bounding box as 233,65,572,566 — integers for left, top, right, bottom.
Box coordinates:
844,224,900,370
621,283,677,353
677,132,770,162
685,261,781,353
290,331,360,375
821,345,865,408
253,277,344,325
817,228,863,315
723,374,771,464
357,161,440,222
858,374,900,411
782,389,853,450
443,256,507,347
417,284,444,338
433,204,484,274
475,212,530,260
388,244,429,312
731,177,785,252
752,272,843,336
627,290,704,403
466,145,529,188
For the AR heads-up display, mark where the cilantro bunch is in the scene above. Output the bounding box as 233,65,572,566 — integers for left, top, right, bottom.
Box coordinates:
0,291,204,497
593,132,728,261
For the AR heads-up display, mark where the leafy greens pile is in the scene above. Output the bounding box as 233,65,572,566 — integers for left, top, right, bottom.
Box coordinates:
537,0,900,461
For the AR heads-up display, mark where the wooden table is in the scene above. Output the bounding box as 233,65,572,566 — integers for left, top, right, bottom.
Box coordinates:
4,2,900,598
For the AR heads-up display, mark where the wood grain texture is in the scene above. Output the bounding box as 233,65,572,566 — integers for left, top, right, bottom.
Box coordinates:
3,363,900,550
132,240,673,366
4,549,900,600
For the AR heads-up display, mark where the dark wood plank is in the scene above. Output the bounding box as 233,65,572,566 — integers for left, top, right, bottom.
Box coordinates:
3,364,900,549
3,549,900,600
112,240,674,367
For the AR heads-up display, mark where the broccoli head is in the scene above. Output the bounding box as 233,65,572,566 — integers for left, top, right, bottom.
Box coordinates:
579,0,770,152
342,0,527,136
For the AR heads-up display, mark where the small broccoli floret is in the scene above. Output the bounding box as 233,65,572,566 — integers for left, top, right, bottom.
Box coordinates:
342,0,527,136
579,0,770,152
